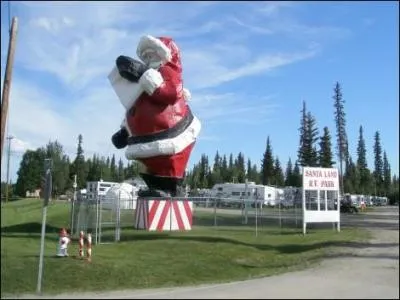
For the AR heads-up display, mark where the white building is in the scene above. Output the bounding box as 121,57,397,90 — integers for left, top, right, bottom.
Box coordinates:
86,180,119,201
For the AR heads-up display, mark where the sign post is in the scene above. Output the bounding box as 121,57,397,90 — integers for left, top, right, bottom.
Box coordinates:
36,158,52,294
302,167,340,235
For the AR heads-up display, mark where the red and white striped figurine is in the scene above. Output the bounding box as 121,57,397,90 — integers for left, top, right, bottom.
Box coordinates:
78,231,85,258
86,233,92,262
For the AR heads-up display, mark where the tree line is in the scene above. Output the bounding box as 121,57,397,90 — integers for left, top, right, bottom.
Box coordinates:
4,135,144,199
2,82,399,204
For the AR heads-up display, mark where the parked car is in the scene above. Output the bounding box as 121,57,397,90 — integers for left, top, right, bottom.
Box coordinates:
340,201,358,214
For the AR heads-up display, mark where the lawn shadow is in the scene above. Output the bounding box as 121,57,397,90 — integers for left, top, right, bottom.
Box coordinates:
116,231,398,255
20,254,87,261
1,222,62,234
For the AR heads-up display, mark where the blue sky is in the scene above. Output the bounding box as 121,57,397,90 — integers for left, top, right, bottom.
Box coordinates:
1,1,399,183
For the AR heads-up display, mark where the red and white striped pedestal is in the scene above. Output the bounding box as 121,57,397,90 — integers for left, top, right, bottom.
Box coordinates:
135,198,193,231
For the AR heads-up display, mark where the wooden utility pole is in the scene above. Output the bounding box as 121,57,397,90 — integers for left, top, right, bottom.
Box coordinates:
1,17,18,161
5,135,14,202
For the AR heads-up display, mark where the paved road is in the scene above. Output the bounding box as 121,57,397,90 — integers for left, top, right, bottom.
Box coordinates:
10,207,399,299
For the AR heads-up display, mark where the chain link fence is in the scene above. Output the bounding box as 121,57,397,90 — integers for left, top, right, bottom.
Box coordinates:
71,194,320,244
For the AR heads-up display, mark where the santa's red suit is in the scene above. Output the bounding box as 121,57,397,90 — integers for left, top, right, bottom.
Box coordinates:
108,35,201,188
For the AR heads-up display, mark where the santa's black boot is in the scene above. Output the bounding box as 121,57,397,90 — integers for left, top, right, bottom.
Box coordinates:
138,173,183,198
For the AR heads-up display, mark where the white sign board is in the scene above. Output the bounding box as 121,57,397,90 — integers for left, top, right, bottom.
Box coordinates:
303,167,339,190
302,167,340,235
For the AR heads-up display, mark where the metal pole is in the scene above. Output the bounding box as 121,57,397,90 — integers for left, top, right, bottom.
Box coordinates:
37,158,52,294
278,190,282,229
295,197,298,228
95,195,99,245
1,17,18,159
213,197,217,227
70,175,77,235
302,188,306,235
5,135,13,203
116,188,121,242
337,190,341,232
255,200,258,237
99,199,103,244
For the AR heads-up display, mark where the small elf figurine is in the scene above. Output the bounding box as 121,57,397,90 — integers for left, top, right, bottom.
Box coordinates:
56,228,70,257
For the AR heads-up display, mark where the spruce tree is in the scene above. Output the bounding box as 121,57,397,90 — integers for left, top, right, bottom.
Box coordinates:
292,160,302,187
221,154,228,182
110,154,117,181
261,137,274,185
273,157,285,187
356,125,369,193
298,101,308,166
305,111,319,166
383,151,391,195
285,158,293,186
72,134,87,188
373,131,383,195
236,152,246,183
212,151,223,184
318,126,334,168
333,82,349,194
117,158,124,182
298,103,319,167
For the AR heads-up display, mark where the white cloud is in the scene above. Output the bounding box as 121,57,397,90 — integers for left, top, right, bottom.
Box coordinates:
9,137,34,153
257,1,297,16
191,92,279,125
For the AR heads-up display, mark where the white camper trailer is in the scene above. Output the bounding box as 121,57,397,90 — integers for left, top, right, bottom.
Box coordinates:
86,180,119,202
210,182,281,208
282,187,302,208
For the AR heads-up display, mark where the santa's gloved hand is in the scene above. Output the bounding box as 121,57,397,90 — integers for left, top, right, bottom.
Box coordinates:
111,128,129,149
116,55,148,83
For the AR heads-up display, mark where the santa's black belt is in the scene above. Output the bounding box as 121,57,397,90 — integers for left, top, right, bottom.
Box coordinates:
127,109,194,145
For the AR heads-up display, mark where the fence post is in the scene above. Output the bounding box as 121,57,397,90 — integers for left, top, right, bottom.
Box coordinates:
213,198,217,227
36,158,52,295
116,189,121,242
255,201,258,237
95,196,100,244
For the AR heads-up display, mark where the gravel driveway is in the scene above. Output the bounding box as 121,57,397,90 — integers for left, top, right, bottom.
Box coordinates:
9,207,399,299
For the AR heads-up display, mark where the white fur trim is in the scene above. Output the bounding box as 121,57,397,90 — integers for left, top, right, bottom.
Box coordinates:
125,115,202,159
183,88,191,102
108,66,143,110
137,35,172,63
120,118,132,136
139,68,164,95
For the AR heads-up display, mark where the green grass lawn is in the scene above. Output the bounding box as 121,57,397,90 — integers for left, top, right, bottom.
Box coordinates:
1,198,370,297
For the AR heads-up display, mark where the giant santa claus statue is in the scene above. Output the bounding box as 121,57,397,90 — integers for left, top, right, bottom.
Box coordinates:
108,35,201,197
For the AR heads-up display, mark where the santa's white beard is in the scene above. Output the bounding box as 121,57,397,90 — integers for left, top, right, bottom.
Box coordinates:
148,61,162,69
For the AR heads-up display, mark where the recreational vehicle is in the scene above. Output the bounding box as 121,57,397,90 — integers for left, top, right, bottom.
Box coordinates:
210,182,282,208
282,187,302,208
374,196,388,206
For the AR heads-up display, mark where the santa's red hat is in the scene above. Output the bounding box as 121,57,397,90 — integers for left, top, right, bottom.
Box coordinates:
136,35,173,63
